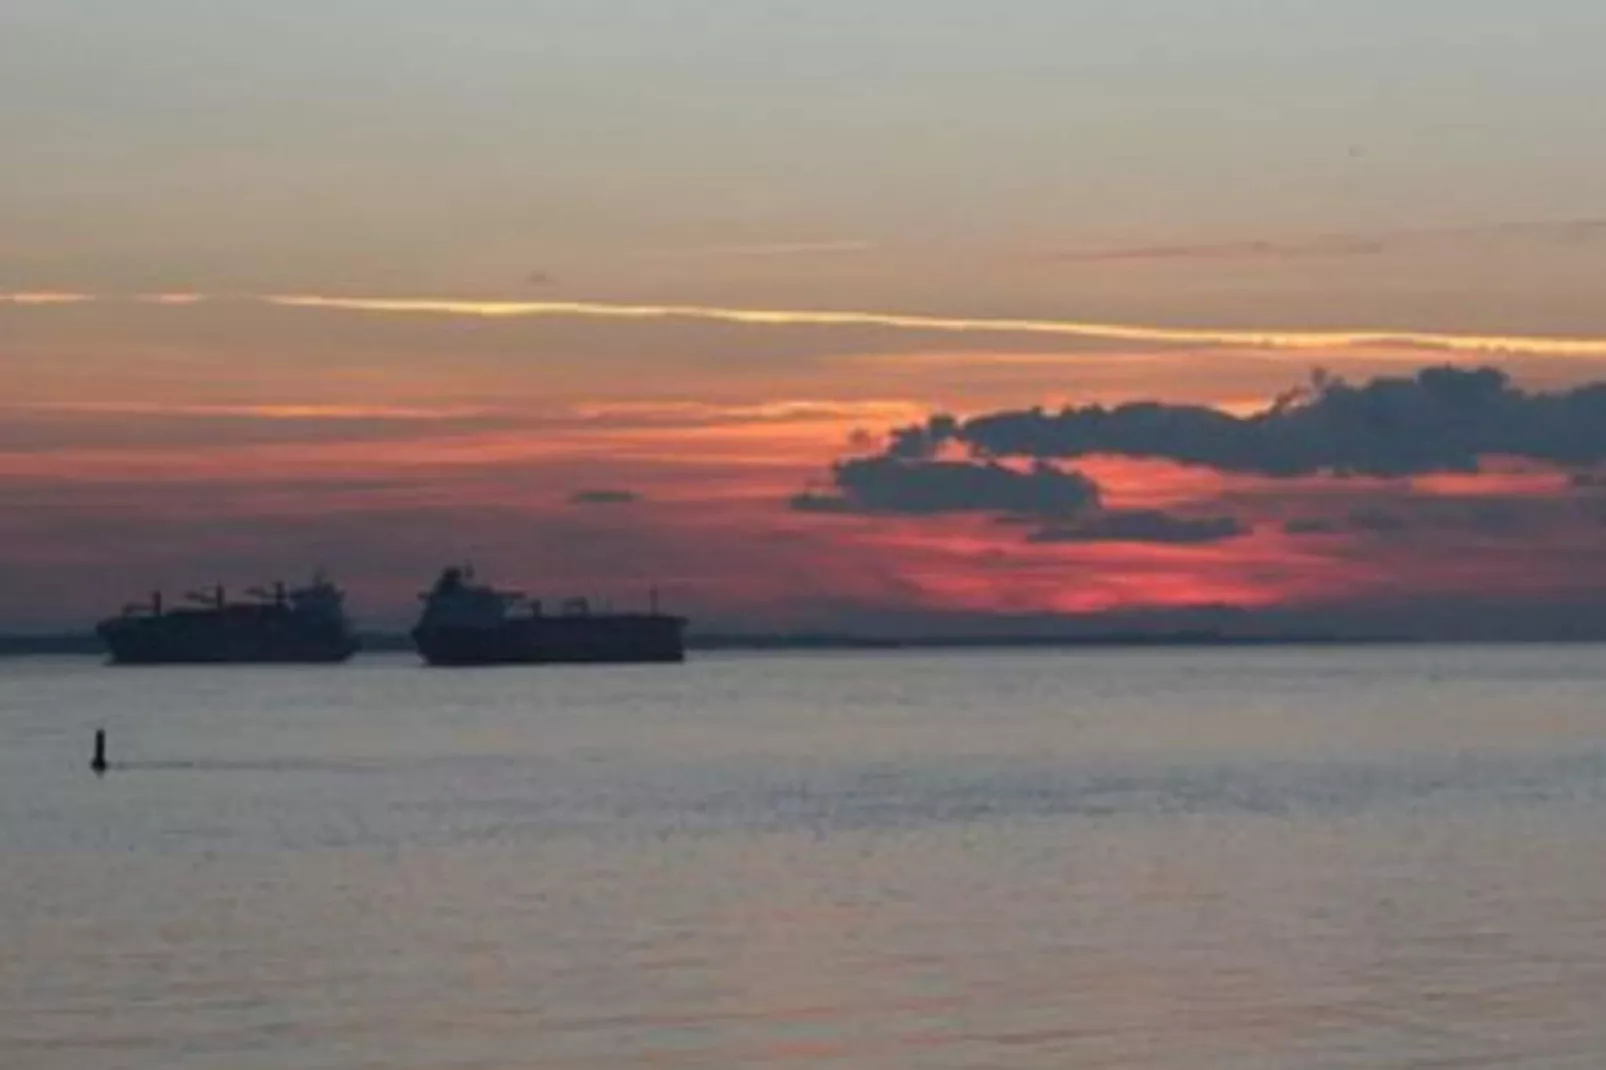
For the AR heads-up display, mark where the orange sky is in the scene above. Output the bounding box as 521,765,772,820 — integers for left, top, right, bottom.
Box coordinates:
6,5,1606,632
4,291,1606,633
7,3,1606,634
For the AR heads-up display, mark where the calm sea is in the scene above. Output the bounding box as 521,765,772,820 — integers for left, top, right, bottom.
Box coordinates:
2,647,1605,1069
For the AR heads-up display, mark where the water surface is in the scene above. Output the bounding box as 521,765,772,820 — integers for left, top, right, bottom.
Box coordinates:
3,646,1604,1068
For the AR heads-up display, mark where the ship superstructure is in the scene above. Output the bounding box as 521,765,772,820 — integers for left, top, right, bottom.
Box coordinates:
96,574,358,664
411,566,685,666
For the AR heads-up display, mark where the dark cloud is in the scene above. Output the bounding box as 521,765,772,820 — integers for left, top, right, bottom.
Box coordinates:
1028,510,1249,545
1283,518,1344,536
1346,507,1411,534
880,366,1606,478
886,414,960,460
1283,500,1554,540
569,489,641,506
788,457,1250,546
1283,508,1414,538
791,456,1100,519
846,428,879,451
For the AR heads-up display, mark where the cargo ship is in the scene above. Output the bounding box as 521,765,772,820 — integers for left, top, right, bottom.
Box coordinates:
411,566,686,666
96,574,359,665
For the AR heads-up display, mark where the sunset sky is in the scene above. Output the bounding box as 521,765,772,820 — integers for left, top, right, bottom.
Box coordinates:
4,2,1606,634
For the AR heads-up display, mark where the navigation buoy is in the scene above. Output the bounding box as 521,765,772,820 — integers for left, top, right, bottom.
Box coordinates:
91,729,107,775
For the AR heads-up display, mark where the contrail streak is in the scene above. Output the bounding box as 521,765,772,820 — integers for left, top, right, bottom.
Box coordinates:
8,291,1606,359
0,292,95,305
264,295,1606,359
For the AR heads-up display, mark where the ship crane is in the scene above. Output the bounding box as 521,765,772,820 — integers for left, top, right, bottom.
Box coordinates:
245,582,290,606
123,590,164,617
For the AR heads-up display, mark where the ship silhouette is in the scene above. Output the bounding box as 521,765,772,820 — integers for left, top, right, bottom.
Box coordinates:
411,566,686,666
96,574,359,664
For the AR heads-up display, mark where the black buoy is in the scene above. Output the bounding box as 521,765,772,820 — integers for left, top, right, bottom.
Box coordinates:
91,729,107,775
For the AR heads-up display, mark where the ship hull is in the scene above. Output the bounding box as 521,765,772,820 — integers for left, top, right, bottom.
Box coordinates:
412,616,685,667
96,620,358,665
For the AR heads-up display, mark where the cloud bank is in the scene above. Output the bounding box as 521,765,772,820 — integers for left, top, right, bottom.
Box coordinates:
879,366,1606,477
789,454,1252,546
793,365,1606,552
1029,511,1249,545
792,457,1101,519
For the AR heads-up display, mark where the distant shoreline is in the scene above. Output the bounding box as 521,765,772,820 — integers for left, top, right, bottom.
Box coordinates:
3,631,1604,659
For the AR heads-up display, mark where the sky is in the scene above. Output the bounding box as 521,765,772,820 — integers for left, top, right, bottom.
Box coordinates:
4,1,1606,634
